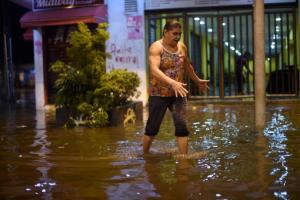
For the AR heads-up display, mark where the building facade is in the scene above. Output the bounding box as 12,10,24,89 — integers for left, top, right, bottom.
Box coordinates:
144,0,300,99
1,0,300,109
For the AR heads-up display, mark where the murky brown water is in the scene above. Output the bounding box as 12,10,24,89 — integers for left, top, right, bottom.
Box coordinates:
0,101,300,199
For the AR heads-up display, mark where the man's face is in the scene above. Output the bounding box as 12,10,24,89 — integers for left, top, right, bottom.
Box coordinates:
164,27,182,45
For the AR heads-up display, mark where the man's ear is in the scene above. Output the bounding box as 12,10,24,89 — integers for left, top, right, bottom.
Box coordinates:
163,30,167,36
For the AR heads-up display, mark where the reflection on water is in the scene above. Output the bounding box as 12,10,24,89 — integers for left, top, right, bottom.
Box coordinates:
264,109,296,200
0,102,300,199
107,158,160,200
26,111,56,199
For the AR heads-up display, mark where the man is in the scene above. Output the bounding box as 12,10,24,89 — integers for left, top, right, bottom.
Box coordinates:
236,52,251,95
143,19,209,155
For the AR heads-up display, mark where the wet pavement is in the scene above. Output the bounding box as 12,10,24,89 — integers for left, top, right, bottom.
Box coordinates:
0,100,300,199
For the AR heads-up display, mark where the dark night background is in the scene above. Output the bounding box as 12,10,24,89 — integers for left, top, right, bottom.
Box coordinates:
9,1,33,66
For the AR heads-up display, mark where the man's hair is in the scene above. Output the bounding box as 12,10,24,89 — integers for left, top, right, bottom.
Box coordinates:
163,19,181,35
243,52,250,59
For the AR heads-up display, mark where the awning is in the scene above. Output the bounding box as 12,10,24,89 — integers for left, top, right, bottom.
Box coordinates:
20,5,107,28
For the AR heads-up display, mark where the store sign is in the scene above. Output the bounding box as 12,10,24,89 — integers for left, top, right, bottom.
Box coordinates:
145,0,296,10
33,0,103,10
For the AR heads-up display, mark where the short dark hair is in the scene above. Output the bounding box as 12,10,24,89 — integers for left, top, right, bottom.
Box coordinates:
243,52,250,59
163,19,181,35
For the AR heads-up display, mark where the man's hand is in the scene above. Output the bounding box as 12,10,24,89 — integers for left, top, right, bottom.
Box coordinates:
197,79,210,94
171,80,188,97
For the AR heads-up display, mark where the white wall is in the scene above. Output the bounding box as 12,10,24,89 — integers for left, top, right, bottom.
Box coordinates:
106,0,148,106
33,28,46,110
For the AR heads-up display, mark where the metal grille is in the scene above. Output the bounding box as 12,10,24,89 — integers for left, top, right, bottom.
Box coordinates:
146,9,298,98
265,11,298,95
124,0,137,14
188,15,220,97
221,14,253,96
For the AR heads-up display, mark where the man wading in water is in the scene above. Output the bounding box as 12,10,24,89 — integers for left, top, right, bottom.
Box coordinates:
143,19,209,155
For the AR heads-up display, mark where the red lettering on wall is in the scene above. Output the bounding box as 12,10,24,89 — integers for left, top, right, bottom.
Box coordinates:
109,42,139,70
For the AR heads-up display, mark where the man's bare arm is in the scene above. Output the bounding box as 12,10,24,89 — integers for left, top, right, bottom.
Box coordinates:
149,42,188,97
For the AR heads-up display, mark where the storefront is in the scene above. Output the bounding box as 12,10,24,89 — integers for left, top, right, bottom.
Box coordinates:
19,0,148,110
17,0,299,109
20,0,107,109
145,0,299,99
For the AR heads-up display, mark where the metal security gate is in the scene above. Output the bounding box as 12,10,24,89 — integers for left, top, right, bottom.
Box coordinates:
265,11,298,95
188,13,255,97
188,14,222,97
146,8,298,98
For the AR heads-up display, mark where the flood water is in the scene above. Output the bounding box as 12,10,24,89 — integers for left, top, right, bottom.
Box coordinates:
0,101,300,199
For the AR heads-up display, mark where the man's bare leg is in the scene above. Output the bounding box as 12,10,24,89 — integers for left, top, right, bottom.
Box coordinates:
143,135,154,154
177,136,188,154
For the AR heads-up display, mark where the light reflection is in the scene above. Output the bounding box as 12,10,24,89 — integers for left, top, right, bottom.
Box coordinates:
264,110,296,199
107,158,161,199
26,110,56,199
1,101,300,199
103,102,297,198
106,140,161,199
191,108,240,151
274,191,288,200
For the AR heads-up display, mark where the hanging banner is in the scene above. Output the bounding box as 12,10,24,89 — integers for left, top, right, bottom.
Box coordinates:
33,0,103,11
145,0,296,10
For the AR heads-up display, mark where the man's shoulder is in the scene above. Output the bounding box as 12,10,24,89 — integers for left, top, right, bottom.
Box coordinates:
149,40,163,53
150,40,162,47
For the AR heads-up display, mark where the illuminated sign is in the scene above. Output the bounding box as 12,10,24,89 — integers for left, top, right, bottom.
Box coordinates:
145,0,296,10
33,0,103,10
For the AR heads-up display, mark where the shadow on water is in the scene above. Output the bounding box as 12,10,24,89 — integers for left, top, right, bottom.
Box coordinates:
0,101,300,199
